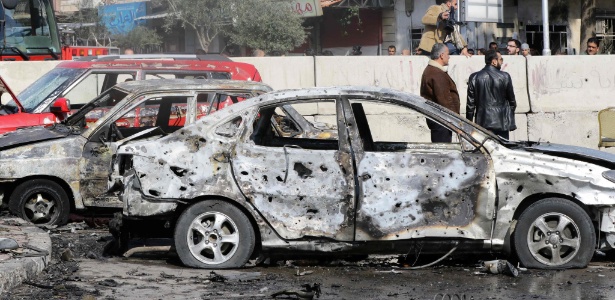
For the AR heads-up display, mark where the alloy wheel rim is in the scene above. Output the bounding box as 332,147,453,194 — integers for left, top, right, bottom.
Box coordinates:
526,212,581,266
23,193,57,223
186,212,240,265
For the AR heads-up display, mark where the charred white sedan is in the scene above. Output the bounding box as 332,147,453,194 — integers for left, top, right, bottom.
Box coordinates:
116,86,615,269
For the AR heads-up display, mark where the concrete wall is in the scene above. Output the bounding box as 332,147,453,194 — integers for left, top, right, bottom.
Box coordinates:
0,56,612,153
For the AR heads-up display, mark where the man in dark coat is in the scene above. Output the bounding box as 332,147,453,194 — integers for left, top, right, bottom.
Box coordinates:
466,50,517,139
420,43,460,143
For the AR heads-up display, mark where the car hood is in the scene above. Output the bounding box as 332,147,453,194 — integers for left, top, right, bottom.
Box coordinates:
0,125,73,151
0,76,22,112
524,142,615,169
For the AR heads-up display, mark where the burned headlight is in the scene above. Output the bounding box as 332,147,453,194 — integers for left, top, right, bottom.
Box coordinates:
603,170,615,183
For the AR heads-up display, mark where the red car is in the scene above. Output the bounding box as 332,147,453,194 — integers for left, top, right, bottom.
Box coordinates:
0,54,262,134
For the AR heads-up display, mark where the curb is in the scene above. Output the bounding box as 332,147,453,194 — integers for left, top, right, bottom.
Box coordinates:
0,218,52,295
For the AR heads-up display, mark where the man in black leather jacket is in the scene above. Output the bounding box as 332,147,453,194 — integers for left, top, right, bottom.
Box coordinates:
466,50,517,139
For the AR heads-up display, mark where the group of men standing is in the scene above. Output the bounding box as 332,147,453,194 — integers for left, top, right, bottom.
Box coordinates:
419,0,517,142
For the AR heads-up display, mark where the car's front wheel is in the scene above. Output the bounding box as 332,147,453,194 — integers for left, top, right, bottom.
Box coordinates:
513,198,595,269
8,179,70,226
174,200,255,268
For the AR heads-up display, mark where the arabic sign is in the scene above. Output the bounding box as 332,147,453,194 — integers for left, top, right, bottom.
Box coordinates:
99,2,147,35
292,0,323,17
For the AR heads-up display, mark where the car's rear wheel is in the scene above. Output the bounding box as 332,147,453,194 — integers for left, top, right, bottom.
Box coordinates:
513,198,595,269
8,179,70,226
174,200,255,268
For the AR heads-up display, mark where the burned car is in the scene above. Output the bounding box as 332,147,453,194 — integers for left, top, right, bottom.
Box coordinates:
116,86,615,270
0,79,272,225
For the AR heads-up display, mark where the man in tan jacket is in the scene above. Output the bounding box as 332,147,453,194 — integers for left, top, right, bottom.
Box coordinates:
420,43,460,143
418,0,469,57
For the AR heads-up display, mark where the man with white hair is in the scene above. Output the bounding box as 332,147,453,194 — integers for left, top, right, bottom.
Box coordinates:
420,43,460,143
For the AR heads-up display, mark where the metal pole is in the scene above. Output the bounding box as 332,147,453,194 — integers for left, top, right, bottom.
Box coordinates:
541,0,551,55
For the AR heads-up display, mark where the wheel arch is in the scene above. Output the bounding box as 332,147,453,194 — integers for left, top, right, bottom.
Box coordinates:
502,192,597,257
511,193,595,221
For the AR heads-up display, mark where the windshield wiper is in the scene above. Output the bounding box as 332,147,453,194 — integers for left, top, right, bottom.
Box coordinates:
0,47,29,60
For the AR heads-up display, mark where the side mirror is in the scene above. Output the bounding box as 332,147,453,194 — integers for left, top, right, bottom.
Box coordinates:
51,98,71,121
50,98,71,114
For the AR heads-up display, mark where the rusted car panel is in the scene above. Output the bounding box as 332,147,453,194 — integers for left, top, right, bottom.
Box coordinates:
354,149,495,240
0,136,87,207
119,116,252,215
486,141,615,250
232,145,355,240
0,126,71,151
117,86,615,269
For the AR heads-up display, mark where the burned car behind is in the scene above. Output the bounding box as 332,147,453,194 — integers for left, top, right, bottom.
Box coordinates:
0,79,272,225
116,86,615,270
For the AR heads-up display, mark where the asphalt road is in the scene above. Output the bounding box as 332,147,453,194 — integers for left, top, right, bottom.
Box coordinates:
3,226,615,300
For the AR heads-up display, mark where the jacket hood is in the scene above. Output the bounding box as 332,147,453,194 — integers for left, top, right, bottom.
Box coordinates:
525,142,615,169
0,125,73,151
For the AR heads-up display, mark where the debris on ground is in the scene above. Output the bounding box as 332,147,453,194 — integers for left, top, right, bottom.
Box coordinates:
0,238,18,251
209,271,227,282
272,283,321,299
482,260,519,277
60,248,75,261
295,270,314,276
98,278,119,287
54,221,90,233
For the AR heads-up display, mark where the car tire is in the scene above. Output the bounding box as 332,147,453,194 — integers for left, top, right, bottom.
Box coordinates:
8,179,70,226
513,198,595,269
174,200,255,269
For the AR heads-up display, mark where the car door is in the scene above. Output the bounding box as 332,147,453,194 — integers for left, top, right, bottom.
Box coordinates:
344,97,496,241
79,91,195,208
230,99,356,240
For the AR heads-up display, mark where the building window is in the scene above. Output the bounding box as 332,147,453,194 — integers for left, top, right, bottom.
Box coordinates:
596,17,615,54
409,28,423,54
526,25,568,54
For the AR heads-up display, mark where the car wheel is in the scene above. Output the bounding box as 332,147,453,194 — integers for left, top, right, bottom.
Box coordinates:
174,200,255,269
513,198,595,269
8,179,70,226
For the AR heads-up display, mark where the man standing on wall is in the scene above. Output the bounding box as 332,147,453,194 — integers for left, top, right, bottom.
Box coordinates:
417,0,469,57
466,50,517,139
420,43,460,143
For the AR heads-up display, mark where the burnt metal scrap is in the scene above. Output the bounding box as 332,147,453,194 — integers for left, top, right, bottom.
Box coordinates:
112,86,615,269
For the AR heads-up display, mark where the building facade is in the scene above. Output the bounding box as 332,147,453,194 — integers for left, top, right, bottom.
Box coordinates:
52,0,615,56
